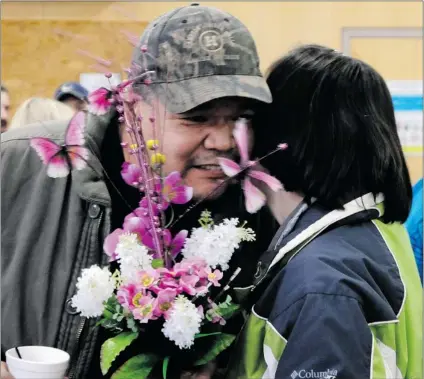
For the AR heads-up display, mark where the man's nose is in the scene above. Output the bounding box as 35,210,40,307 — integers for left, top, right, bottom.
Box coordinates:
203,121,235,152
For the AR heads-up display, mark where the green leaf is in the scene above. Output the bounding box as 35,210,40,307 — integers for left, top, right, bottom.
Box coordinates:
218,303,240,320
195,332,222,339
100,332,139,375
194,334,236,366
152,259,165,269
162,356,170,379
111,354,159,379
103,307,113,319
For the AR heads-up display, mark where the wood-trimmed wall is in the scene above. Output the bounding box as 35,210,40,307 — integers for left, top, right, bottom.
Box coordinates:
1,20,147,112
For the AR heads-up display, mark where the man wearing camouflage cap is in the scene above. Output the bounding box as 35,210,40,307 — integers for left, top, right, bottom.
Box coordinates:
1,3,275,378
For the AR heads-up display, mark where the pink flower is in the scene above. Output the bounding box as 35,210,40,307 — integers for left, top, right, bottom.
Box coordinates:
88,87,113,115
179,274,200,296
139,197,159,217
158,277,183,294
153,288,177,319
138,269,160,289
132,293,157,323
218,119,283,213
142,229,188,259
194,278,209,296
117,283,143,311
159,171,193,207
121,162,142,187
122,208,149,237
103,228,124,261
205,268,223,287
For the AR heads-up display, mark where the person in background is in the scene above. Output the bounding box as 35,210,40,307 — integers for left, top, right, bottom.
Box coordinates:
405,178,423,283
8,97,75,130
1,85,11,133
54,81,89,112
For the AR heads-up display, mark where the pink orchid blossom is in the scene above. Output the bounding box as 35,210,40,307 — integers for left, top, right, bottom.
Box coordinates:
142,229,188,259
204,267,223,287
121,162,142,187
159,171,193,208
122,208,150,238
218,119,283,213
88,87,112,115
139,197,159,217
131,293,157,323
103,228,124,261
153,288,177,319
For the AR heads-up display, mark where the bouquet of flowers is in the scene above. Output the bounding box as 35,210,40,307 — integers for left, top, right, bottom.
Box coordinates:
31,50,286,377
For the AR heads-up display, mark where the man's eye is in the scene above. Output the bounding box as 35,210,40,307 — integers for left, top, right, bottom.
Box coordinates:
182,116,209,123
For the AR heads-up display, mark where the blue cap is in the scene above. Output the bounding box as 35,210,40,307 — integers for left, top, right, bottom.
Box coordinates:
54,82,89,102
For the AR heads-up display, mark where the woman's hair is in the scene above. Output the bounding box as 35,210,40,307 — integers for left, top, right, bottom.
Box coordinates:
9,97,75,130
254,44,412,223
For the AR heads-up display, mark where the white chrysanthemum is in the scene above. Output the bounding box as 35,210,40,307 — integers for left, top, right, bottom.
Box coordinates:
182,218,256,271
71,265,115,318
116,233,153,283
162,295,203,349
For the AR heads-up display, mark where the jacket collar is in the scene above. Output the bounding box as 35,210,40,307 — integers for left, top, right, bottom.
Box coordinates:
72,108,119,207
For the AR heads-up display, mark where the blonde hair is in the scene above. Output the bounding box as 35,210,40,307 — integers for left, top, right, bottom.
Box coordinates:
9,97,75,130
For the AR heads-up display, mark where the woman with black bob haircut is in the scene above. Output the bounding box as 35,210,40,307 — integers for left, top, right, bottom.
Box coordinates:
227,45,422,379
255,44,411,223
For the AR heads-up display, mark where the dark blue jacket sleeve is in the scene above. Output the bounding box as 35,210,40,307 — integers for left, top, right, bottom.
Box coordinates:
272,293,372,379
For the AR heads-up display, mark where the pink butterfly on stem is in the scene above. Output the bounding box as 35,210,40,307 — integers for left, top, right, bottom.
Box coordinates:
30,112,89,178
218,119,283,213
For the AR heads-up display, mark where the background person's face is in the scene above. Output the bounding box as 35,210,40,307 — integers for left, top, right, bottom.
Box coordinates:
62,96,87,112
1,90,10,133
122,97,255,200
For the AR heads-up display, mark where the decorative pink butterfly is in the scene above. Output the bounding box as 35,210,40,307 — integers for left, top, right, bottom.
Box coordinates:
30,111,89,178
218,119,284,214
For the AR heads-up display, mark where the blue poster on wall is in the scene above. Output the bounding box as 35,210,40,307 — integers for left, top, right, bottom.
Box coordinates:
388,81,423,156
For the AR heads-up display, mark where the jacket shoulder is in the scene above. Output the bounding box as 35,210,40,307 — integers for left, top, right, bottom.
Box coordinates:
1,119,68,146
263,221,404,324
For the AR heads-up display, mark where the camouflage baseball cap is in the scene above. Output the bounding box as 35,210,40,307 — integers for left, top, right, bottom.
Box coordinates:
130,3,271,113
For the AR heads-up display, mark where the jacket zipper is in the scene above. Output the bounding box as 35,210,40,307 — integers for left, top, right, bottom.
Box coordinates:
67,317,87,379
66,206,106,379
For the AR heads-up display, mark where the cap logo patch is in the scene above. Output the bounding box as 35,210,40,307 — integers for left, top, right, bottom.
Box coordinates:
199,30,223,52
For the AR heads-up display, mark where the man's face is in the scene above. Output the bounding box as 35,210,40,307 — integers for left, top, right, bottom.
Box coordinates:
62,96,87,112
1,90,10,133
123,97,255,200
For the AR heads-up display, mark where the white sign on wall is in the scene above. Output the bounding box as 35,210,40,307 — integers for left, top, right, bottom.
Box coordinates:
387,80,423,156
79,73,121,94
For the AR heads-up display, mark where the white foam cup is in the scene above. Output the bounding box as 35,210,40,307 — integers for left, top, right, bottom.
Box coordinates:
6,346,70,379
